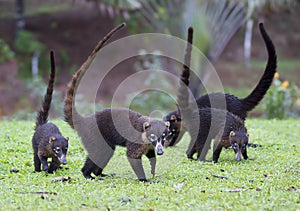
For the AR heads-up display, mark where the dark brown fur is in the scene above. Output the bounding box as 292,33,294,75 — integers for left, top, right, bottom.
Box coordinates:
164,23,277,147
32,51,69,173
175,28,249,162
63,23,170,181
185,107,249,162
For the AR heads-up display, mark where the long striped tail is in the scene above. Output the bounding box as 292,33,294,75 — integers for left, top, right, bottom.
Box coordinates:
177,27,193,109
241,23,277,111
35,51,55,127
64,23,126,129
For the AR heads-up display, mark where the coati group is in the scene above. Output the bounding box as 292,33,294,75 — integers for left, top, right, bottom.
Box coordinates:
164,23,277,162
30,22,277,181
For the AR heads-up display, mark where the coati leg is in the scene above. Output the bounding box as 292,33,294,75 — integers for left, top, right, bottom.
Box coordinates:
33,152,41,172
242,148,248,160
81,157,104,179
48,157,61,173
146,149,156,177
212,140,223,163
186,131,198,160
193,135,213,161
186,144,197,160
38,155,49,172
127,157,147,182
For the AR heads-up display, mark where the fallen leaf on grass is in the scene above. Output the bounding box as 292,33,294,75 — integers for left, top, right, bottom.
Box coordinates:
287,186,299,191
173,182,186,189
224,189,244,193
10,168,19,173
212,174,228,179
119,197,131,203
16,192,57,195
51,176,71,182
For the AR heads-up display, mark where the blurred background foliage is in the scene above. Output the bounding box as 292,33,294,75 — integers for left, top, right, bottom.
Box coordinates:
0,0,299,119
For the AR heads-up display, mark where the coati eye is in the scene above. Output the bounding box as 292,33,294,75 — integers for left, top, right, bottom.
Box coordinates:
53,147,61,153
162,133,165,137
172,129,176,132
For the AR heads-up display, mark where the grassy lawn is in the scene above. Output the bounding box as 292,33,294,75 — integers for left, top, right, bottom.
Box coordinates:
0,119,299,210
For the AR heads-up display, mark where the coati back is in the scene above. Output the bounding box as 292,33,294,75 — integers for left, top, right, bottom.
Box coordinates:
64,23,170,181
176,28,250,163
31,51,69,173
165,23,277,146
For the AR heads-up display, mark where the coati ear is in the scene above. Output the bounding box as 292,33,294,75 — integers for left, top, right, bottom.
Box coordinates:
165,121,170,127
49,136,56,143
229,131,236,137
65,137,69,141
246,133,249,137
143,122,151,131
170,115,177,121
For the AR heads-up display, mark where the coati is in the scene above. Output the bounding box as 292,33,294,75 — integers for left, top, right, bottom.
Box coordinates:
32,51,69,173
164,23,277,147
174,27,250,163
184,107,249,163
63,23,170,182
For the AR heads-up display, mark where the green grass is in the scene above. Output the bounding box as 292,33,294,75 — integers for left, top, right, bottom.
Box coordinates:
0,119,299,210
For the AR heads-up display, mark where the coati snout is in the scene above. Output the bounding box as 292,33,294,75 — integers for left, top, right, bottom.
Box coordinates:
143,121,170,155
229,131,249,161
49,136,69,165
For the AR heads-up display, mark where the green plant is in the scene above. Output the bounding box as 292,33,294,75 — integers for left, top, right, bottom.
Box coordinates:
14,30,45,54
0,39,14,64
127,50,175,115
14,30,47,78
262,73,299,119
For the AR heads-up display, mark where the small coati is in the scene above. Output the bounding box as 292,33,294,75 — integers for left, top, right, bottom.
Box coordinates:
63,23,170,182
184,107,249,163
32,51,69,173
174,27,250,163
164,23,277,147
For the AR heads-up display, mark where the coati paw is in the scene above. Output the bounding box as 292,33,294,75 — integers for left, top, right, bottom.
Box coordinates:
43,168,50,173
139,178,148,182
46,169,55,174
84,175,95,180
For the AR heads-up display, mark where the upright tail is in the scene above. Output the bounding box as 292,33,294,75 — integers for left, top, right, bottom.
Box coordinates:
35,51,56,128
64,23,126,129
177,27,193,109
241,22,277,111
